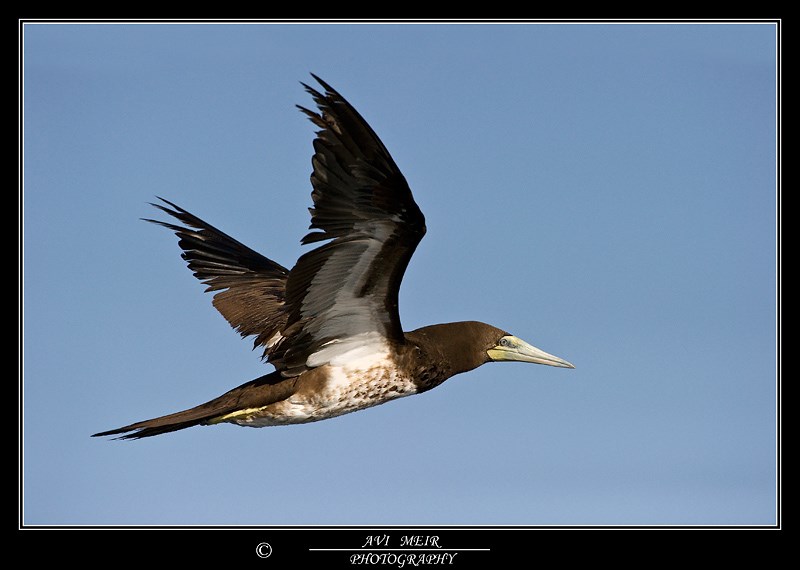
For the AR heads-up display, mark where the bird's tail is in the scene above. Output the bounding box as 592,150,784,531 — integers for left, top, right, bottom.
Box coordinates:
91,409,215,439
92,371,294,440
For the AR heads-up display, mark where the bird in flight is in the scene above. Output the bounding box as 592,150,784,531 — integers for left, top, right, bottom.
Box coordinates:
94,75,574,439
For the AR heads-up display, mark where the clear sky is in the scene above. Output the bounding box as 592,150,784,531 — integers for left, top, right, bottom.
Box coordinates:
22,21,778,529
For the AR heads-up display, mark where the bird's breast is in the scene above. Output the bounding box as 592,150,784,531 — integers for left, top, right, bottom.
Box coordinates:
316,359,419,413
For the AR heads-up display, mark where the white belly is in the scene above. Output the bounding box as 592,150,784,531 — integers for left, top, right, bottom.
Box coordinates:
226,347,419,427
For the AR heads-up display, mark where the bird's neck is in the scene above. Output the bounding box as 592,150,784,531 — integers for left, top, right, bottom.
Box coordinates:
403,322,492,378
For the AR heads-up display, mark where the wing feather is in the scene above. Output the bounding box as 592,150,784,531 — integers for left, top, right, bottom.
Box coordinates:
272,76,426,375
147,76,425,377
145,198,290,353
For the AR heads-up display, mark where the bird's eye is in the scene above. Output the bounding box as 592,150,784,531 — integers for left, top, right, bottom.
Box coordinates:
499,337,512,347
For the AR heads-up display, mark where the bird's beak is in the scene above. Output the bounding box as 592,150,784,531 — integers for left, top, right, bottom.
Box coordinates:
488,335,575,368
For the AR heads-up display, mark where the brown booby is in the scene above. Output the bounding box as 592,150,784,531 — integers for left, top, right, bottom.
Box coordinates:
93,75,574,440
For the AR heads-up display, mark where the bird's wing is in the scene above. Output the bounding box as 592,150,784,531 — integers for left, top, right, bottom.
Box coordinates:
270,75,426,376
145,198,290,353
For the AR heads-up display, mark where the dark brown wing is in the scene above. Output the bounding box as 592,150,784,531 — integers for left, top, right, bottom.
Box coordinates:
145,198,290,353
270,75,426,375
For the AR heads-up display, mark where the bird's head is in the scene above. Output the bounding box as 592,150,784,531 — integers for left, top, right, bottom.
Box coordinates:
407,321,574,376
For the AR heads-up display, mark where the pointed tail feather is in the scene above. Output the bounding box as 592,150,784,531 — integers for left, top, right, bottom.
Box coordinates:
91,409,217,440
92,371,294,440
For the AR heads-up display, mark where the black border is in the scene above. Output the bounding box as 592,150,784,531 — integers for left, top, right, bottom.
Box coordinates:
18,19,782,547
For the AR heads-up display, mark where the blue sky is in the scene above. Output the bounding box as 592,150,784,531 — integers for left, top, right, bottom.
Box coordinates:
22,22,778,528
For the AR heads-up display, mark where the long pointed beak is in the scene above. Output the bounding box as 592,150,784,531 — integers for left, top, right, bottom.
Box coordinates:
487,335,575,369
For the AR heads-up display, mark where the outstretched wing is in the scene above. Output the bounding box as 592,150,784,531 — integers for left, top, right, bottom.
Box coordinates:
145,198,290,353
270,75,426,375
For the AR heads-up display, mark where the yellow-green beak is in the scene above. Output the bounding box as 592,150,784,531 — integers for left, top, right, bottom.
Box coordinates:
487,335,575,369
